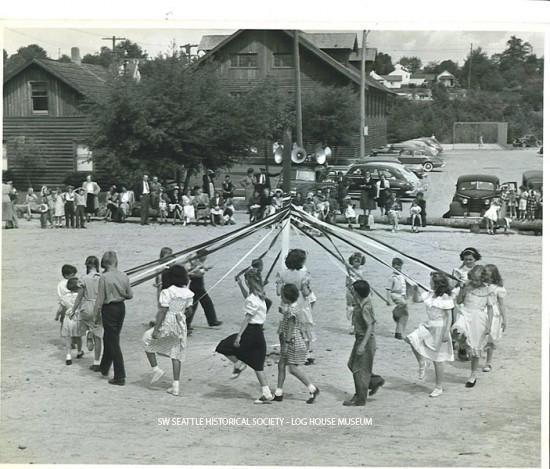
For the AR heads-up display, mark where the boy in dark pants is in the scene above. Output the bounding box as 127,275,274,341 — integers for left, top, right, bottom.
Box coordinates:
387,257,408,340
343,280,384,406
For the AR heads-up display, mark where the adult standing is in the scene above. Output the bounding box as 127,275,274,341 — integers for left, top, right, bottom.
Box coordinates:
240,168,255,209
135,174,151,225
359,171,377,217
150,176,161,222
82,174,101,222
335,172,349,212
93,251,133,385
254,167,280,194
185,249,222,329
375,174,390,216
202,170,216,199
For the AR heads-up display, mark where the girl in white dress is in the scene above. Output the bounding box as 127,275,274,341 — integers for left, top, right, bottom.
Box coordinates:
143,265,194,396
452,265,491,387
181,189,196,225
406,272,454,398
54,188,65,227
482,199,501,235
482,264,507,372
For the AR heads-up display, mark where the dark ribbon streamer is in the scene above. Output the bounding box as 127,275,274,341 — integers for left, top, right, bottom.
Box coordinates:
291,220,388,303
290,209,430,291
125,206,290,276
128,208,290,287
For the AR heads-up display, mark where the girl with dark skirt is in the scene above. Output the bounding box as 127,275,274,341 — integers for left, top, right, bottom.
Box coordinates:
215,268,274,404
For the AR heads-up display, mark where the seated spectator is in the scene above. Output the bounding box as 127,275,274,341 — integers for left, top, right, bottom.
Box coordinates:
259,188,272,220
118,186,134,222
222,175,235,200
168,187,183,225
181,189,195,226
249,190,262,222
105,186,119,222
223,198,236,225
193,186,210,225
23,187,40,220
210,191,224,226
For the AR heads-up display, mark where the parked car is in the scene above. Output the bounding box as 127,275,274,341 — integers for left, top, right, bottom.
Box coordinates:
444,174,500,217
417,136,444,154
522,170,543,191
345,161,426,200
365,155,426,178
512,134,541,148
395,149,444,172
277,165,335,195
402,140,440,157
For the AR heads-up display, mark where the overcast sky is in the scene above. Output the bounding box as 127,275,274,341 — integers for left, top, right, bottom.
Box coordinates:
2,28,545,66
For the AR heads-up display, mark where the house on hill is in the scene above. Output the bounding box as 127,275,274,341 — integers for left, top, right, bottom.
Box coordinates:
3,48,109,188
197,30,394,162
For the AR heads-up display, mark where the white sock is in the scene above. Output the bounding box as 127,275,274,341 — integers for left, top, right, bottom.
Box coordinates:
93,359,100,365
66,354,72,360
172,380,180,391
308,384,317,393
152,366,160,372
274,388,283,396
262,386,272,398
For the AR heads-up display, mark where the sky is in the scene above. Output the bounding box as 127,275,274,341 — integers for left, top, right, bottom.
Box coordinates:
2,28,545,67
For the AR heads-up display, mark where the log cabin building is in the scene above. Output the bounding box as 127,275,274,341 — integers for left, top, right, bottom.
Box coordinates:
197,29,394,164
3,48,109,188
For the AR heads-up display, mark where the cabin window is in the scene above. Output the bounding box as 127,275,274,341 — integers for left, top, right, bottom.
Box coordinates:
229,53,258,68
2,141,7,171
75,144,93,172
30,81,49,114
273,53,293,68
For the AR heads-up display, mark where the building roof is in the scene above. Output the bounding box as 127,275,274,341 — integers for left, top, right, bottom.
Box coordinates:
4,58,110,102
348,48,377,62
437,70,456,79
411,73,435,81
199,32,360,52
305,33,358,50
196,30,394,95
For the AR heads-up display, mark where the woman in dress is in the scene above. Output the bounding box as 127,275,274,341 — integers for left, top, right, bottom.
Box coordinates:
405,272,454,397
276,249,317,365
216,268,274,404
143,265,193,396
359,171,377,218
54,187,65,227
82,174,101,222
483,264,507,372
452,265,491,387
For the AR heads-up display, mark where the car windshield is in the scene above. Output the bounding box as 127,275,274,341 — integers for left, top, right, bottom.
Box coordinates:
458,180,496,191
293,169,316,182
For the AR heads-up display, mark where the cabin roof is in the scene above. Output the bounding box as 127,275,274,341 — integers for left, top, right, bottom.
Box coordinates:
4,58,110,101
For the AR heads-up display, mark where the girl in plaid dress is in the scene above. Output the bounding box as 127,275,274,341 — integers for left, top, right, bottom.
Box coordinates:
526,187,539,221
274,284,320,403
143,265,194,396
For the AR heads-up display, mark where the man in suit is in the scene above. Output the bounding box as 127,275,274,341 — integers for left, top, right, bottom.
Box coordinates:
254,167,280,194
135,174,151,225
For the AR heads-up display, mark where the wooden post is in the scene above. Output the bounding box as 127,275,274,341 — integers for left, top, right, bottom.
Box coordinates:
282,128,292,193
294,30,303,147
360,30,367,159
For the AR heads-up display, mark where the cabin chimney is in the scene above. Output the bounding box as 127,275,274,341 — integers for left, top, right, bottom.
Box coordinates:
71,47,81,65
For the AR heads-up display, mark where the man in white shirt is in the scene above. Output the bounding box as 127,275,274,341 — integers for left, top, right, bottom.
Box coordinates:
136,174,151,225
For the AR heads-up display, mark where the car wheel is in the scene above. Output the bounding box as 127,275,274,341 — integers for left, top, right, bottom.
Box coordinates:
423,162,433,172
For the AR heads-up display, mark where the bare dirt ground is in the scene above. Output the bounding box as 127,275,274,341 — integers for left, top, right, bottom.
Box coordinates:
0,149,543,466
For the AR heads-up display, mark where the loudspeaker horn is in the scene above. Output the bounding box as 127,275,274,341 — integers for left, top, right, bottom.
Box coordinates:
291,144,307,164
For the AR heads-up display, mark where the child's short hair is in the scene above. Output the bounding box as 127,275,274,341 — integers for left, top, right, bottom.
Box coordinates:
482,264,503,287
352,280,371,299
251,258,263,270
460,247,481,261
285,249,306,270
100,251,118,270
159,247,173,259
392,257,403,267
282,283,300,303
197,248,209,258
348,252,366,266
66,277,80,292
85,256,100,273
61,264,77,278
468,265,485,282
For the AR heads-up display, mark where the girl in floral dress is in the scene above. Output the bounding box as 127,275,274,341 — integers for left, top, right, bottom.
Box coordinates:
143,265,194,396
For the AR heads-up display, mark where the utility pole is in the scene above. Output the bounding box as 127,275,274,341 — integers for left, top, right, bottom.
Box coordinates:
180,43,198,64
294,30,303,148
468,42,473,89
360,30,369,159
102,35,127,60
